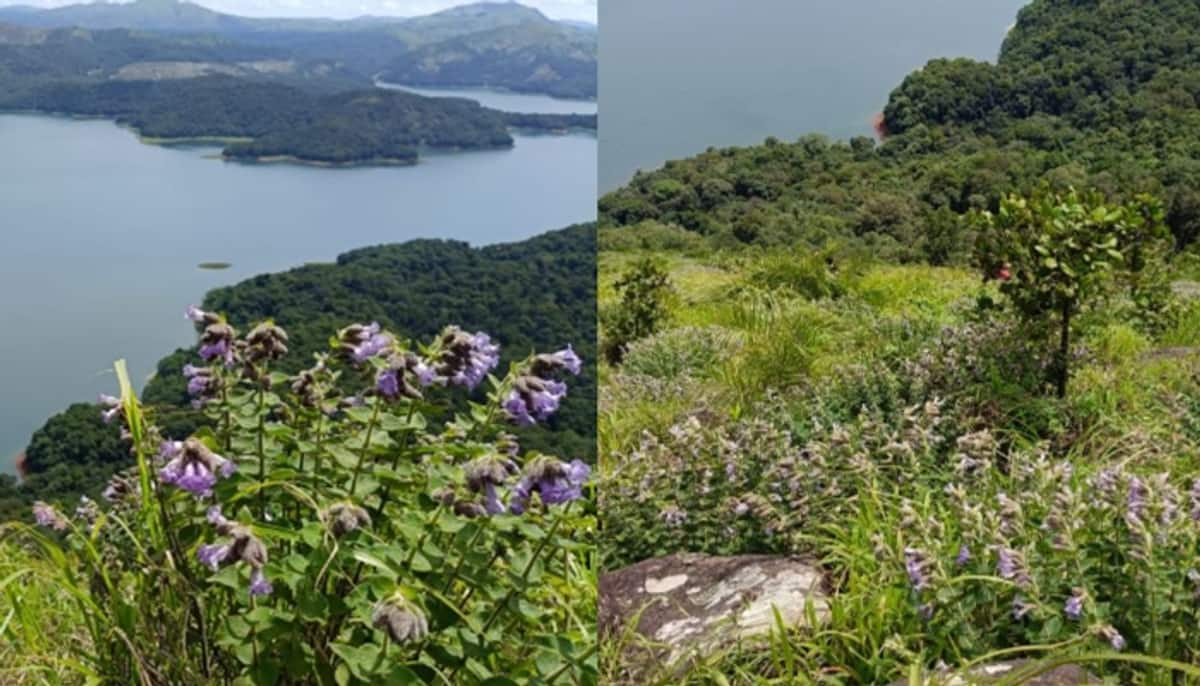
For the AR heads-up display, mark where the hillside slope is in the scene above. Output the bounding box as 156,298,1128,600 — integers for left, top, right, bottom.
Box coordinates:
1,225,596,521
600,0,1200,260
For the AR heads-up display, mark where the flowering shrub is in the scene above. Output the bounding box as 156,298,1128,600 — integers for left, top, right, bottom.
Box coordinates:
891,448,1200,676
8,308,595,684
600,396,965,570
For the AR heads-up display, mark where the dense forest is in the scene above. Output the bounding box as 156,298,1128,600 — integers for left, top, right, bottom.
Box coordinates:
0,225,596,521
599,0,1200,262
0,0,597,98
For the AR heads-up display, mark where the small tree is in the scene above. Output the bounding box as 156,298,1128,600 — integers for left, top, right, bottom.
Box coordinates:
603,258,672,364
974,188,1168,397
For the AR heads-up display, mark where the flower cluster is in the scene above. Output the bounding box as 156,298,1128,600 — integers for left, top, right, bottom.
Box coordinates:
376,352,431,401
187,306,237,366
338,322,394,363
325,502,371,537
98,394,123,425
372,593,429,645
510,457,590,514
502,345,582,426
197,506,273,598
428,326,500,389
158,438,236,498
32,500,69,531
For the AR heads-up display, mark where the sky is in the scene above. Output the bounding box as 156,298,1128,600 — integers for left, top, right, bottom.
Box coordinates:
0,0,597,22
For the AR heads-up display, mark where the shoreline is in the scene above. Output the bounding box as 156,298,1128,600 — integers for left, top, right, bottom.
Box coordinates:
222,153,418,168
375,79,597,104
0,110,531,169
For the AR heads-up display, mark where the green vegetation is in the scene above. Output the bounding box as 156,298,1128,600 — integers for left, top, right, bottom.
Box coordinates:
0,3,596,166
599,0,1200,682
0,0,597,99
4,225,596,525
599,0,1200,262
1,315,595,683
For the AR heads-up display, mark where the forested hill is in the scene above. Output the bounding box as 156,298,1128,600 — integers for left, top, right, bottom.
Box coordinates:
0,0,598,98
0,225,597,521
0,25,594,165
599,0,1200,262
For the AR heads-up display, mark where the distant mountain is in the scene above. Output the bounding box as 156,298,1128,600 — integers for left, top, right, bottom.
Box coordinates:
0,0,252,33
0,0,598,97
380,20,598,99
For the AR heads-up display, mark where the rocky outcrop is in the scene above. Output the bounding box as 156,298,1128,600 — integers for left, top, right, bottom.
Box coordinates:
599,553,829,675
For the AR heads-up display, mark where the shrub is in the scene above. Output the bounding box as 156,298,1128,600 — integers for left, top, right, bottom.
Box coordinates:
601,259,673,364
3,308,596,685
973,188,1171,397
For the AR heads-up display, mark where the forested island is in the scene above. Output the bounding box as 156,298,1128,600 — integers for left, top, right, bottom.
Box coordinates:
0,2,597,165
0,225,596,521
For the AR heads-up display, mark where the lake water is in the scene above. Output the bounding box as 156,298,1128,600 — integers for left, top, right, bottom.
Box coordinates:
378,82,598,115
600,0,1029,191
0,107,595,474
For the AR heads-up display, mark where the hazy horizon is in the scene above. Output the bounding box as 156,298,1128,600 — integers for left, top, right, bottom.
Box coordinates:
0,0,597,22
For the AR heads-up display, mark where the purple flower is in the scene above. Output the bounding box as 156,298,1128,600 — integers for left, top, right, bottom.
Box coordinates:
32,501,68,531
997,547,1017,579
509,479,532,515
431,327,500,390
503,378,568,426
414,360,437,387
197,543,232,570
508,459,589,513
99,393,122,424
1065,590,1085,620
1128,477,1147,518
249,567,273,598
185,305,207,323
452,332,500,389
1099,625,1125,651
159,438,235,497
550,345,582,375
199,339,230,364
917,603,934,621
1012,596,1035,620
353,332,394,363
503,391,534,426
207,505,228,527
483,483,505,515
955,544,971,567
904,548,930,591
377,369,401,399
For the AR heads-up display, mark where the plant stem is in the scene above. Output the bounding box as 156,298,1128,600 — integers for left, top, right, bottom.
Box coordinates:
1057,300,1071,398
350,399,383,497
479,512,566,636
256,379,268,518
442,523,487,593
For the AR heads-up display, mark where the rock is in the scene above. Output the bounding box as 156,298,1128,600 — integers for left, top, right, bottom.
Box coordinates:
599,553,829,672
888,660,1101,685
